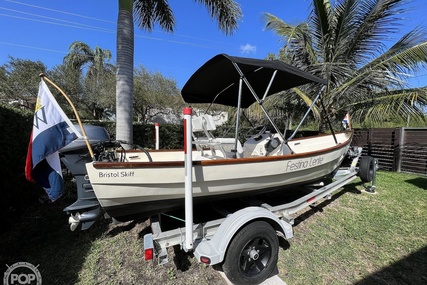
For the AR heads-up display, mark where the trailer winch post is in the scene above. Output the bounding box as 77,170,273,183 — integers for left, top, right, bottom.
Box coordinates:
183,107,194,251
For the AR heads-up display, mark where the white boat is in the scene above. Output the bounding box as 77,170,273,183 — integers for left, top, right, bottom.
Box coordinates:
77,54,353,222
86,132,351,220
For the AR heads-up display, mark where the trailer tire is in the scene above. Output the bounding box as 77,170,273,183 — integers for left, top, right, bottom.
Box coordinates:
359,156,375,182
222,221,278,285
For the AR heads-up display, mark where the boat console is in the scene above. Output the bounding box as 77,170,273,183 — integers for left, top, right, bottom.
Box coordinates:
243,132,290,157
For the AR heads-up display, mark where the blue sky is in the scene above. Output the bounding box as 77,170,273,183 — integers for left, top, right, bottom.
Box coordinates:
0,0,426,88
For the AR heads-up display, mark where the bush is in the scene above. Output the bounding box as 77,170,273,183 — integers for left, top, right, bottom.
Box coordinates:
87,121,184,149
0,105,185,233
0,104,43,232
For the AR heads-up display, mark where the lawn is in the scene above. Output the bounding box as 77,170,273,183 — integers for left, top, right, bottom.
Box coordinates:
278,171,427,285
1,171,426,284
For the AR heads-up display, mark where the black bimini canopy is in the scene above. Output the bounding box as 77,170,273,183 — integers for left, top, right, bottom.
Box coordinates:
181,54,327,108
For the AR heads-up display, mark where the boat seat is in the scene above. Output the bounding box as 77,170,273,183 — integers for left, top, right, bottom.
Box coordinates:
192,114,243,158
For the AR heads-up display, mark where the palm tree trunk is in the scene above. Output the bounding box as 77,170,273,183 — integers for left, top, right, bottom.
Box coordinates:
116,0,134,146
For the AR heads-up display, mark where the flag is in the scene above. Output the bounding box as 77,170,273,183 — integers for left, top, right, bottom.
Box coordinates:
342,112,351,130
25,80,82,201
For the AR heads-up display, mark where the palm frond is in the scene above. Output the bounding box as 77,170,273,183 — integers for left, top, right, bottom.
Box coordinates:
364,28,427,81
264,13,318,69
263,0,427,129
331,0,360,64
64,41,94,69
310,0,333,61
338,35,427,93
195,0,242,35
341,0,407,64
133,0,175,32
291,87,321,121
311,0,332,40
264,13,306,41
345,88,427,124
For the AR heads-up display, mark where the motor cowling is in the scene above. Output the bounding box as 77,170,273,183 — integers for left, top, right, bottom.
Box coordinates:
59,124,110,231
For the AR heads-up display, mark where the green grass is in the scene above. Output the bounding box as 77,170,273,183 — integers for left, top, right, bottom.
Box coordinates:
278,171,427,284
1,171,426,284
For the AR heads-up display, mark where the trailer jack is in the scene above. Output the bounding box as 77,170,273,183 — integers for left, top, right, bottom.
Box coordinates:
364,158,378,194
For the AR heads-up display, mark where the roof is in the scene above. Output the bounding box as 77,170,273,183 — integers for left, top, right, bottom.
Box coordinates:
181,54,327,108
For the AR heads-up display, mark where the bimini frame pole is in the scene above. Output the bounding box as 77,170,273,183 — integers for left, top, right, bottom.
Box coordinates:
286,86,326,142
40,73,95,160
231,63,286,143
233,77,243,158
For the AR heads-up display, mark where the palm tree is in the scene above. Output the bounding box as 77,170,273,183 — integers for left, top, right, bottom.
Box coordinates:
263,0,427,129
64,41,113,78
64,41,114,118
115,0,242,146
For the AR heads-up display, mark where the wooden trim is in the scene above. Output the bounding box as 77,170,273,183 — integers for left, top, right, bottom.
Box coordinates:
93,131,352,169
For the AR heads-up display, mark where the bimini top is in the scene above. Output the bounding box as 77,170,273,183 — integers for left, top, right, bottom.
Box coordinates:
181,53,327,108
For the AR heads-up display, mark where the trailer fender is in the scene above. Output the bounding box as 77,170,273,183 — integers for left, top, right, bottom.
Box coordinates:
194,206,292,265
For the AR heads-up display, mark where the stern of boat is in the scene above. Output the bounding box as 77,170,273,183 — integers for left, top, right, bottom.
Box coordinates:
59,125,110,231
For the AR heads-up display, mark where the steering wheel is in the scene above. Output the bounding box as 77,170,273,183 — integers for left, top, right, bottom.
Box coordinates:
245,125,267,139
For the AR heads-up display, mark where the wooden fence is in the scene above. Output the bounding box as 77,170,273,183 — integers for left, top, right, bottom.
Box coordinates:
351,128,427,176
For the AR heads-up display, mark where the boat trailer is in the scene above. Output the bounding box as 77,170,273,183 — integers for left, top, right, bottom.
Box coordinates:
58,122,377,284
142,146,377,285
58,120,377,284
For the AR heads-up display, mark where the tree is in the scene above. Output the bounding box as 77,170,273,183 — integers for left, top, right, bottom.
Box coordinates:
263,0,427,129
48,63,116,120
63,41,115,119
133,65,183,124
115,0,242,146
0,57,46,109
64,41,113,77
48,63,85,119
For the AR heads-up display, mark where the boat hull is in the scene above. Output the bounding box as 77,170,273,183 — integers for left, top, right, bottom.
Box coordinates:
86,132,352,221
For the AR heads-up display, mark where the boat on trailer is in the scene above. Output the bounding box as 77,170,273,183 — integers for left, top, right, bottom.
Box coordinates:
61,53,354,227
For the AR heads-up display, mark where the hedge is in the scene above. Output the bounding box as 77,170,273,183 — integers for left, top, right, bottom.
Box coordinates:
0,104,185,232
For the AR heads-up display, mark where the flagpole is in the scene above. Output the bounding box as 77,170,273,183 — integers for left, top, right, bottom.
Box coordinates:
39,73,95,161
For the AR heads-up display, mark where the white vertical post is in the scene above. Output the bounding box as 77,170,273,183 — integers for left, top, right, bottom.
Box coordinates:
183,107,193,251
155,122,160,150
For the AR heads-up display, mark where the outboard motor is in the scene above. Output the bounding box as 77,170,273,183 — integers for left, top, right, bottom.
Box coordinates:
59,125,110,230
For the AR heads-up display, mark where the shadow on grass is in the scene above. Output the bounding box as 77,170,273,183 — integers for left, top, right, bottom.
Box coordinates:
0,179,371,284
405,177,427,190
107,218,150,238
173,245,193,272
354,245,427,285
0,199,108,285
293,180,363,227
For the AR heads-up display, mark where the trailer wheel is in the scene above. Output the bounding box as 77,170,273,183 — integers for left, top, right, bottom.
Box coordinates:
222,221,278,285
359,156,375,182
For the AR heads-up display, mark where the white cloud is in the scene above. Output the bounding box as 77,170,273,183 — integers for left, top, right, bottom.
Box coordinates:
239,43,257,54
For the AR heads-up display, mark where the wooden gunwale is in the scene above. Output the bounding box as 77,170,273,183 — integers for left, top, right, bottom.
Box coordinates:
92,131,353,169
